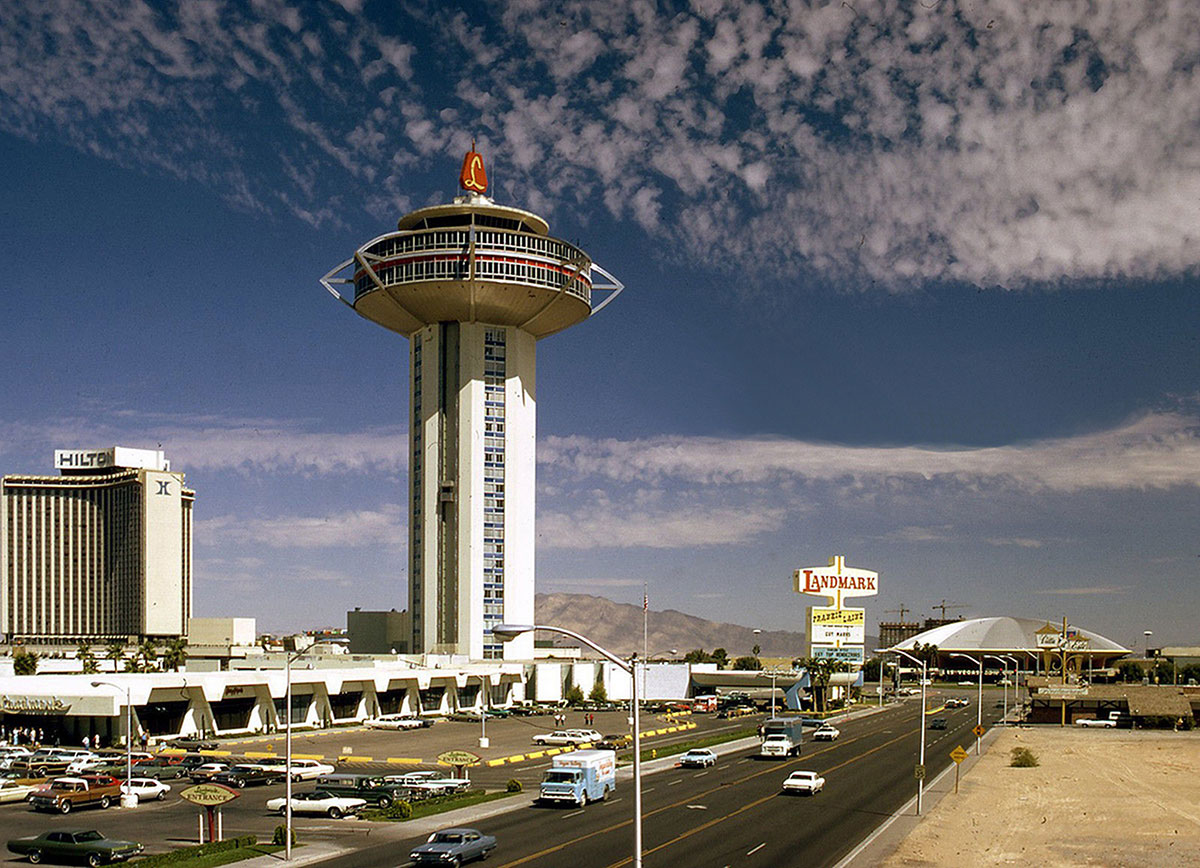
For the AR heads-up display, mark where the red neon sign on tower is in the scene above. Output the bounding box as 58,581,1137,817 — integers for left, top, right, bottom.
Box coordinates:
459,144,488,194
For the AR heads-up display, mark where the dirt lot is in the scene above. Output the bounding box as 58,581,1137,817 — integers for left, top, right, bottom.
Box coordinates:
882,727,1200,867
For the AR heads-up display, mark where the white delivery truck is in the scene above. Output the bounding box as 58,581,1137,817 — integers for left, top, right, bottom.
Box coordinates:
760,717,804,758
538,750,616,807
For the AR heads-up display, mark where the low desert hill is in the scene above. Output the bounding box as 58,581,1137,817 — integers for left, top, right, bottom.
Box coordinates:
533,592,808,659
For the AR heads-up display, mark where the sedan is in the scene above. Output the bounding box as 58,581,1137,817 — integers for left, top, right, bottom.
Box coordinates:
188,762,230,782
286,760,336,781
531,730,602,746
812,725,840,741
1076,717,1117,728
384,771,470,795
364,714,428,730
678,749,716,768
266,791,366,819
410,828,496,866
781,770,825,795
120,778,171,802
6,829,143,866
0,779,37,804
212,765,282,788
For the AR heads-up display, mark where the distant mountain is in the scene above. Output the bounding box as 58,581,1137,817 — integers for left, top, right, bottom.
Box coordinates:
533,592,808,659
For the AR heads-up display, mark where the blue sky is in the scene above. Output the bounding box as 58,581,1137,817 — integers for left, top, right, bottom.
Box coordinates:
1,1,1197,650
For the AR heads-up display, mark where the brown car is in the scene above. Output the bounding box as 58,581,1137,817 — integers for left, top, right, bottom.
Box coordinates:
28,775,121,814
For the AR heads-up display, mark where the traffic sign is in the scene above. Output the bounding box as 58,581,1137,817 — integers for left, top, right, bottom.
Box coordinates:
914,764,926,780
972,724,986,738
950,745,969,764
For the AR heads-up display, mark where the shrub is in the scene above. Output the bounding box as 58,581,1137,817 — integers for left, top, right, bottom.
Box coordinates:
564,685,585,706
132,835,256,866
1010,747,1039,767
272,825,297,846
383,799,413,819
506,779,523,793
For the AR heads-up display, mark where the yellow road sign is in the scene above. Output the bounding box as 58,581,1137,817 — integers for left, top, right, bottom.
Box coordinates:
914,764,926,780
972,724,986,738
950,745,969,764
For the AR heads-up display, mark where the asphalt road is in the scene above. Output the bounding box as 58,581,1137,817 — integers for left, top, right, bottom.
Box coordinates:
310,693,1003,868
0,693,1003,866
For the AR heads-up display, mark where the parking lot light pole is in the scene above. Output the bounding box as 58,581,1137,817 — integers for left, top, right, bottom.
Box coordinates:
91,680,134,806
1002,655,1021,724
495,624,642,868
281,642,308,861
889,649,926,815
951,653,983,754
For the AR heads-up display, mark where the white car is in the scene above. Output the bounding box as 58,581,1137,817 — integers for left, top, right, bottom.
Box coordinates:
531,729,603,745
286,759,337,781
364,714,426,730
121,777,172,801
1076,717,1117,728
266,790,367,818
0,779,37,803
66,757,110,774
812,725,840,741
384,770,471,794
678,749,717,768
782,770,825,795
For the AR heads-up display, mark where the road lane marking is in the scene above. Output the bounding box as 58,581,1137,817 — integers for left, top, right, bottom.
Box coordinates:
695,771,709,777
563,809,585,818
667,779,682,786
686,804,708,810
747,843,766,855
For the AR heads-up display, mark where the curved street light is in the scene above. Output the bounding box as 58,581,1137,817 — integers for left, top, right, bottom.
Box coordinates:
91,681,134,807
950,653,983,754
495,624,643,868
983,655,1010,725
887,649,927,815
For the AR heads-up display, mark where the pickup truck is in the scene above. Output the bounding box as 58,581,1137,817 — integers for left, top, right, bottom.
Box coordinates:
29,776,122,814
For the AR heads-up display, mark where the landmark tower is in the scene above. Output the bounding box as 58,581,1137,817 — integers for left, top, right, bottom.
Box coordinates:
322,149,623,660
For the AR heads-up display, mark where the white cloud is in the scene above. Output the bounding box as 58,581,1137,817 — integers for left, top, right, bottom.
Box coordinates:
540,411,1200,493
538,503,788,550
1034,586,1131,596
199,504,406,549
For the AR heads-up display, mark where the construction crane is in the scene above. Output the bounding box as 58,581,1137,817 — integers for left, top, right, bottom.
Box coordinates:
931,600,969,620
885,605,913,621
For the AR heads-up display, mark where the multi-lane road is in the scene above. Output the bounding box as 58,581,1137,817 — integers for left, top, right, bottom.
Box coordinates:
316,694,1002,868
0,693,1002,867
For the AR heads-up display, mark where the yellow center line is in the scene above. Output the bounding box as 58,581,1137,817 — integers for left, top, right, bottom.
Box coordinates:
496,716,916,868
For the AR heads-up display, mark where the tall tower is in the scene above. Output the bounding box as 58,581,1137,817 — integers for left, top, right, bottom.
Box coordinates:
321,148,623,660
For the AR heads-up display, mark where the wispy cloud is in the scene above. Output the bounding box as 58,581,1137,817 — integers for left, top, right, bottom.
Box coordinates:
1035,586,1131,596
538,504,789,550
986,537,1046,549
540,412,1200,493
4,3,1200,288
199,505,406,549
540,578,646,589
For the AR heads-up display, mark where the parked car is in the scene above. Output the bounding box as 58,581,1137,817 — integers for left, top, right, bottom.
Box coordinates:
678,749,717,768
531,729,602,746
945,698,969,708
6,829,143,866
812,725,841,741
929,718,948,730
164,737,219,751
595,733,633,751
781,770,825,795
364,714,428,730
1076,717,1117,728
409,828,496,865
29,776,122,814
188,762,230,782
212,765,282,788
384,770,470,795
286,760,337,781
119,778,171,802
312,774,408,808
0,778,37,804
266,791,366,819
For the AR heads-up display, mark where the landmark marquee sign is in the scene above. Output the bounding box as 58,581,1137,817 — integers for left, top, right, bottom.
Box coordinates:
795,555,878,668
0,696,72,715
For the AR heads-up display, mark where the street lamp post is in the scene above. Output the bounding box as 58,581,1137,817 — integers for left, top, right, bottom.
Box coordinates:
951,653,983,754
889,649,927,815
281,643,309,861
91,681,134,808
1002,655,1021,724
984,655,1009,724
496,624,643,868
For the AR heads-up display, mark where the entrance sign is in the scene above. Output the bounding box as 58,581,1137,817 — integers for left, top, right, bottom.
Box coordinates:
437,750,481,767
179,784,240,806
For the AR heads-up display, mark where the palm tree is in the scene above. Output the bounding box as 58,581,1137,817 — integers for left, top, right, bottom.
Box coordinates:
796,657,847,713
162,638,188,672
76,643,99,675
105,641,125,672
137,638,159,672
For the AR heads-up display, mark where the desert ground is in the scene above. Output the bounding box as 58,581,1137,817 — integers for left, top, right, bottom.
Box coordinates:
881,726,1200,867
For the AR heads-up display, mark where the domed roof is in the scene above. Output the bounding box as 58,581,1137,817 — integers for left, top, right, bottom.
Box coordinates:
890,617,1129,654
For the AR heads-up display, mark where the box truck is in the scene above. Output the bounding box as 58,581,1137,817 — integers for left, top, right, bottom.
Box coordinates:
538,750,616,806
760,717,804,757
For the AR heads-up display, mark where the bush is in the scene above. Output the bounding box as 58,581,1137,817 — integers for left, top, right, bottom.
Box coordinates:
272,825,297,846
506,779,523,793
383,799,413,819
1010,747,1039,767
564,685,585,706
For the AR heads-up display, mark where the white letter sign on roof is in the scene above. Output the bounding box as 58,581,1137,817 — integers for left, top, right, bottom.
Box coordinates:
794,555,879,607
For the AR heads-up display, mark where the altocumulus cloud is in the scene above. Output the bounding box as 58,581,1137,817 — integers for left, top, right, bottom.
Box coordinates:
4,2,1199,287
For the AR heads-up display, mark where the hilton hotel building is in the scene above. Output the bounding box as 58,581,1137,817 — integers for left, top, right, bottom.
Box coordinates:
1,447,193,643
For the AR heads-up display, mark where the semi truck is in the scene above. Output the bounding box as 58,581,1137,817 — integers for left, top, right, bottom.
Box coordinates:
760,717,804,758
538,750,616,807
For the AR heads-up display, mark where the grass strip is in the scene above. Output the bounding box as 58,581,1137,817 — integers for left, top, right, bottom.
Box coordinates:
636,726,759,762
134,844,284,867
360,788,514,822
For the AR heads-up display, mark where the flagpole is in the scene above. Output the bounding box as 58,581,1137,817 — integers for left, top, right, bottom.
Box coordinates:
643,583,648,663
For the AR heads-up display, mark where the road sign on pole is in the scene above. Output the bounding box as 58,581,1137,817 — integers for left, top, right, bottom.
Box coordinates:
950,745,969,764
914,764,926,780
972,724,986,739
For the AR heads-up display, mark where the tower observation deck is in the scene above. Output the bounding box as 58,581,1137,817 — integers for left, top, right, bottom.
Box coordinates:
321,149,623,660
